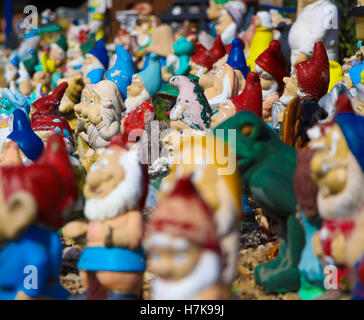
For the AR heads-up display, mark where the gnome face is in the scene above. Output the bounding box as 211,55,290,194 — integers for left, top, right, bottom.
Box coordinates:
83,147,142,221
147,232,204,281
125,75,151,113
32,71,51,89
81,54,104,81
74,85,102,126
311,124,364,219
190,61,209,78
216,12,237,44
255,64,279,97
207,0,225,21
49,45,65,67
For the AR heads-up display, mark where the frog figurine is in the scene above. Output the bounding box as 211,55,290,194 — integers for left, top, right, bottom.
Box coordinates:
214,111,305,293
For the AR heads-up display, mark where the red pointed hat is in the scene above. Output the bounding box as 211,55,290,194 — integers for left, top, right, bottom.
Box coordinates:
231,72,262,117
1,133,77,229
335,94,354,114
32,82,68,115
191,43,215,70
147,176,220,253
295,41,330,101
255,40,288,92
209,34,226,62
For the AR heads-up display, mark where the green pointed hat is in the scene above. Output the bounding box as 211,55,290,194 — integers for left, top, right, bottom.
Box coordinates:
55,34,68,52
22,50,39,76
38,23,62,36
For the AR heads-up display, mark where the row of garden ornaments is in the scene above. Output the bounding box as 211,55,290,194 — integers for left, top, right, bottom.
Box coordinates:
1,3,364,300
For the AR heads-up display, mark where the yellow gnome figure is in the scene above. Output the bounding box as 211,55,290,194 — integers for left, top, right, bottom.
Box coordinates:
328,60,344,92
246,11,274,71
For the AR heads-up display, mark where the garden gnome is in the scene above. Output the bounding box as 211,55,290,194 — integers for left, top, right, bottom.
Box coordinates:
226,38,250,92
215,1,246,45
246,11,274,71
88,0,108,40
106,45,135,100
311,112,364,293
160,134,242,286
255,40,288,124
211,72,262,128
169,75,213,131
122,53,161,137
162,37,195,82
30,82,75,154
0,133,77,300
81,39,109,84
189,44,216,78
145,177,232,300
74,80,124,170
281,41,330,147
288,0,339,66
62,136,147,300
214,111,305,293
204,61,240,110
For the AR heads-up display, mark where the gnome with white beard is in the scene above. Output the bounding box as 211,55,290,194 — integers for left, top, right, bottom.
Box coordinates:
145,176,231,300
311,112,364,294
62,135,147,300
255,40,288,125
122,53,161,138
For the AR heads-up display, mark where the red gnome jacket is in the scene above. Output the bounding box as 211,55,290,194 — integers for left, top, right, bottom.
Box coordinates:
123,100,155,138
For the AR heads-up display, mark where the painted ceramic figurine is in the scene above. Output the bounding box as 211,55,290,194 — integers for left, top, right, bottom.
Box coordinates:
281,41,330,148
189,44,216,78
211,71,262,128
122,53,161,138
74,80,125,169
169,75,213,131
160,134,241,285
62,136,147,300
255,40,288,124
145,176,233,299
214,111,305,293
81,39,109,84
162,37,195,82
311,111,364,294
215,1,246,45
0,133,77,300
288,0,339,66
246,11,274,71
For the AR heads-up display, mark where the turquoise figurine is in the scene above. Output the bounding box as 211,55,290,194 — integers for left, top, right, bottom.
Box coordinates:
106,45,136,99
173,36,195,76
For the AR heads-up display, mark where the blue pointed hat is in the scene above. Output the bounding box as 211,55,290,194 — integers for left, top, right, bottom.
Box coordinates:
227,38,250,79
137,53,161,96
106,45,135,99
335,113,364,172
8,109,44,161
89,39,109,69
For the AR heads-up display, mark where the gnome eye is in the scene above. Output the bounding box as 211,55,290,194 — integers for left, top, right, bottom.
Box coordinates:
90,98,94,105
83,97,88,104
150,252,161,262
90,163,98,172
241,124,254,138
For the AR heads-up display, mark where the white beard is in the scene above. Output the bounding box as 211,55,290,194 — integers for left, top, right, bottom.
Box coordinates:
279,95,295,106
318,154,364,220
84,150,143,221
221,23,237,45
152,250,221,300
262,81,279,100
208,74,232,110
124,88,151,113
16,63,30,83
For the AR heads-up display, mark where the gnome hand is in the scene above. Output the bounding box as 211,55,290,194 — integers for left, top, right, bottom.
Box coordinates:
312,231,324,259
103,223,129,248
294,52,309,66
62,221,88,242
331,233,347,265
